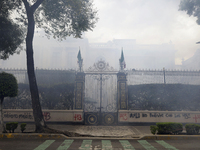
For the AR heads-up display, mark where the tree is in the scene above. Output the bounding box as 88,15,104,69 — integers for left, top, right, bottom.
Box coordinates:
0,72,18,133
0,0,24,59
3,0,98,132
179,0,200,43
179,0,200,24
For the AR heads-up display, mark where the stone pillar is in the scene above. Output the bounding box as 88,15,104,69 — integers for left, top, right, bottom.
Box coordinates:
117,72,128,110
74,72,85,110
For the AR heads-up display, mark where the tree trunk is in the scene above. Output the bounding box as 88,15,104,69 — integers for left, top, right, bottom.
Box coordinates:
0,97,6,133
23,1,46,132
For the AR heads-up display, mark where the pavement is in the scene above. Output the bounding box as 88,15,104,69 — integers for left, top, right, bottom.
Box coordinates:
0,123,200,140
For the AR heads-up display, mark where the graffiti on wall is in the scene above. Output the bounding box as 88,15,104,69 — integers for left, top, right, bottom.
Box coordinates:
74,114,82,121
3,110,83,122
119,112,200,123
119,113,128,121
3,111,51,121
43,112,51,121
3,112,34,120
193,115,200,123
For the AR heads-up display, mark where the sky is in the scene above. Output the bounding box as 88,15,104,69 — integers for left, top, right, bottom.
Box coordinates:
85,0,200,65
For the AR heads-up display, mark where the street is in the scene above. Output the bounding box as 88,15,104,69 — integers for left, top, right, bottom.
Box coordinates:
0,138,200,150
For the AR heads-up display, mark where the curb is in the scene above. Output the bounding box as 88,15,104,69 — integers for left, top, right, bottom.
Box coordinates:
0,133,66,139
0,133,141,140
141,134,200,140
1,133,200,140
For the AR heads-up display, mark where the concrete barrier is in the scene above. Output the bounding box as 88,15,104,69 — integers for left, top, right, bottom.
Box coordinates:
3,109,200,124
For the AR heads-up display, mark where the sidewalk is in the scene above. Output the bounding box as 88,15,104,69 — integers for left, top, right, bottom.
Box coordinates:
0,123,151,137
47,124,150,138
1,123,200,140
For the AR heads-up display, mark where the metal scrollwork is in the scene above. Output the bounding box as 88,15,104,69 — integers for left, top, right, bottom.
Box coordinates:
106,103,117,112
90,74,111,82
106,104,113,112
84,103,97,112
84,60,118,113
86,60,117,73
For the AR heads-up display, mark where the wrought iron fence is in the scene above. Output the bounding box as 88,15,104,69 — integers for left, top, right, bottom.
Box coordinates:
0,68,76,86
127,69,200,85
1,68,200,86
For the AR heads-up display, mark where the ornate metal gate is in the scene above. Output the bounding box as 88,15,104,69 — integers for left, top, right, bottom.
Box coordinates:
74,50,128,125
84,60,118,125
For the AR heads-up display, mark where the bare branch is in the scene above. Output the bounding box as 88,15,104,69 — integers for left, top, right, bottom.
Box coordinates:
32,0,44,13
196,41,200,44
22,0,30,10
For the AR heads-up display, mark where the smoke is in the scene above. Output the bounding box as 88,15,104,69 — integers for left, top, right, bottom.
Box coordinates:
179,0,200,24
1,0,200,70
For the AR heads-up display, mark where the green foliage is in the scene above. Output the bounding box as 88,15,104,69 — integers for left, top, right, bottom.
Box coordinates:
3,0,97,131
156,122,183,135
35,70,75,86
0,72,18,99
0,16,24,60
8,0,98,40
5,123,12,132
179,0,200,25
34,0,98,39
0,0,17,17
39,83,74,110
3,83,31,109
0,0,24,60
150,125,157,135
20,123,27,133
128,84,200,111
6,122,18,133
3,83,74,110
185,124,200,135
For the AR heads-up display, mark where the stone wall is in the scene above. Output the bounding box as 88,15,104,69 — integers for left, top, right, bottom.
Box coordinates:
3,109,200,124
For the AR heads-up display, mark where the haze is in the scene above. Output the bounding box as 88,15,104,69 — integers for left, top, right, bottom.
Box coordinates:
1,0,200,70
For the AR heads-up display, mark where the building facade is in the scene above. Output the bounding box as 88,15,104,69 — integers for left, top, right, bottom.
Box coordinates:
0,36,177,70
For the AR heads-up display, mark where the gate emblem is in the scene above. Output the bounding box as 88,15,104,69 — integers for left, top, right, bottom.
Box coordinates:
104,114,114,124
97,61,106,70
86,60,116,72
88,114,97,124
85,113,99,125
